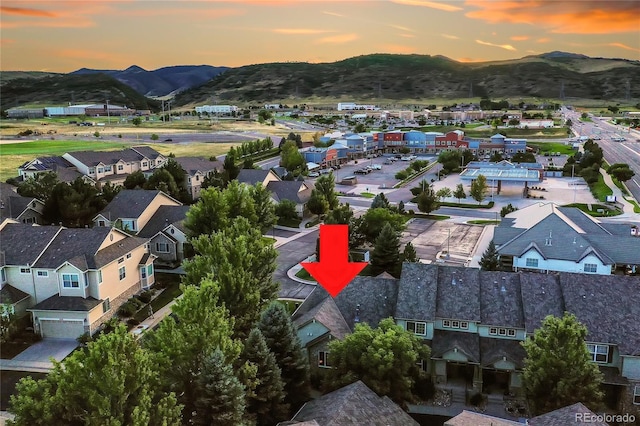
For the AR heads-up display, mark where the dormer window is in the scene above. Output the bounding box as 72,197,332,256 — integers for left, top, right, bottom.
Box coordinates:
586,344,609,363
406,321,427,335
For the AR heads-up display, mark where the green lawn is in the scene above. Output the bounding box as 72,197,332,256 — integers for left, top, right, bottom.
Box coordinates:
467,220,500,225
411,199,495,209
0,140,132,156
528,142,576,155
132,274,183,323
277,217,301,228
412,213,451,220
360,192,376,198
589,172,613,202
295,268,315,281
562,203,622,217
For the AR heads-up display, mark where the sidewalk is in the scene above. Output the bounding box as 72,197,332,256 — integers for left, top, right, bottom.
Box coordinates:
131,294,183,339
287,259,317,285
600,168,636,216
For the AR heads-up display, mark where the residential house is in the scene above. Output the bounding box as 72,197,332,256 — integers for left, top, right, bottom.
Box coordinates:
173,156,222,199
444,410,522,426
94,190,186,262
291,263,640,418
93,189,181,233
17,156,86,183
528,402,608,426
494,203,640,275
0,183,45,224
137,205,190,265
62,146,165,188
237,169,313,217
282,380,419,426
0,222,155,339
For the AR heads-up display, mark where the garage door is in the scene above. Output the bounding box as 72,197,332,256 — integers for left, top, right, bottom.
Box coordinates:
40,319,85,339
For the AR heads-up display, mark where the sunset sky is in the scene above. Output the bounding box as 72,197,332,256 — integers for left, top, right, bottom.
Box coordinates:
1,0,639,72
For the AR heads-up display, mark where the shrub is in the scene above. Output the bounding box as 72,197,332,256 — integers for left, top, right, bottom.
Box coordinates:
395,170,408,180
127,318,140,326
77,332,93,346
138,290,154,304
408,209,415,215
118,302,137,317
470,392,484,406
150,133,159,141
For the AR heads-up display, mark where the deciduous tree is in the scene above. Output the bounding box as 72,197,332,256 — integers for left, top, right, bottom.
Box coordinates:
17,171,59,203
314,173,339,209
326,318,431,405
280,140,305,176
124,170,147,189
435,187,452,201
469,174,488,204
453,183,466,204
416,184,439,215
307,189,328,217
10,326,181,426
607,163,635,182
358,207,406,244
522,313,604,415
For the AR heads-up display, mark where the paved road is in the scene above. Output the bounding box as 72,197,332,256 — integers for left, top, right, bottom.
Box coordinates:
274,230,318,300
562,107,640,203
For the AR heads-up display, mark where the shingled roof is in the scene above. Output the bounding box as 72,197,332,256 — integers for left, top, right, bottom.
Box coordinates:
96,190,178,221
518,272,564,333
290,380,419,426
528,402,607,426
435,266,481,322
30,295,102,312
479,271,524,328
333,276,398,331
174,157,222,176
137,205,190,238
431,329,480,363
445,410,522,426
293,295,351,342
395,262,438,321
65,147,161,167
267,181,313,204
0,223,62,266
236,169,271,185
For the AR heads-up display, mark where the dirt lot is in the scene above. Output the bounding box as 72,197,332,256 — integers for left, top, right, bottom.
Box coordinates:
400,218,484,265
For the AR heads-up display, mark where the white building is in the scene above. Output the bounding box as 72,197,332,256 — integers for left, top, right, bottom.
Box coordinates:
195,105,238,114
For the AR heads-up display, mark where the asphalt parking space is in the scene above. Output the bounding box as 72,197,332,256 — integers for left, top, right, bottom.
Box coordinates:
400,219,484,263
330,155,435,190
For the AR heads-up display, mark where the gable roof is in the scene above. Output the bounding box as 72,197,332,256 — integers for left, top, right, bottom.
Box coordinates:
137,205,190,238
267,181,312,204
174,156,222,176
293,295,351,342
395,262,438,320
236,169,273,185
290,380,419,426
445,410,522,426
0,189,40,222
333,276,398,331
479,271,524,328
96,190,179,221
0,223,62,266
19,156,73,172
131,146,163,160
30,295,102,312
431,329,480,362
528,402,607,426
435,266,481,322
0,284,31,305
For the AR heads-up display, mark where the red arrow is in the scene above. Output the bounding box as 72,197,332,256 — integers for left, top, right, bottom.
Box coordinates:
301,224,367,297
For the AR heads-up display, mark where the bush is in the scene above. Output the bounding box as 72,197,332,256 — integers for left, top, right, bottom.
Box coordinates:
138,290,154,304
18,129,33,137
408,209,415,215
395,170,408,180
127,318,140,326
77,332,93,346
150,133,159,141
413,373,435,401
130,297,145,309
118,302,137,317
470,393,484,406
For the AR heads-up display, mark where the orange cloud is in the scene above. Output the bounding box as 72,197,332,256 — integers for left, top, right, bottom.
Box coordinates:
465,0,640,34
0,38,15,46
273,28,332,35
389,24,413,32
399,33,416,38
511,35,530,41
316,33,359,44
323,11,344,17
390,0,463,12
458,57,487,63
476,39,517,51
380,44,416,54
441,34,460,40
537,38,551,43
607,42,640,53
0,6,57,17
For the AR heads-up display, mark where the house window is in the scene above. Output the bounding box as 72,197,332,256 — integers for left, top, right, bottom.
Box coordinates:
406,321,427,336
416,359,428,372
142,162,148,167
499,329,507,336
1,268,5,283
118,165,124,171
102,298,110,313
98,167,104,173
89,168,95,174
507,329,516,337
584,263,597,273
37,270,48,278
460,321,469,330
443,320,451,328
318,351,331,368
119,266,126,281
634,385,640,405
104,166,112,172
525,258,538,268
452,320,460,328
147,264,153,277
489,327,498,335
156,242,170,253
98,220,106,227
98,270,102,284
20,267,31,274
118,257,124,264
587,344,609,363
126,253,132,259
62,274,80,288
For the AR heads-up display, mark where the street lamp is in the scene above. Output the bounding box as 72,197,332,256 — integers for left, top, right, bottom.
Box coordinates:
446,228,451,260
106,99,110,125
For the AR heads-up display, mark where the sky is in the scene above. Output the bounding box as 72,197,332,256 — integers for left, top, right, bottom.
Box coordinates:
1,0,639,72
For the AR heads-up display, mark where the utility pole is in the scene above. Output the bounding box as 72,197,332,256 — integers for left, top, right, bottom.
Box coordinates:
106,99,110,125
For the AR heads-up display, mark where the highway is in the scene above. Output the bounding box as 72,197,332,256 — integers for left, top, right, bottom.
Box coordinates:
562,107,640,204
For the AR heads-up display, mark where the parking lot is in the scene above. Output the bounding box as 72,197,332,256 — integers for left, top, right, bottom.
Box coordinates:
309,154,436,191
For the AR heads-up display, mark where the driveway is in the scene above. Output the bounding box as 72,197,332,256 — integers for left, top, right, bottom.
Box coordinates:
275,230,318,300
11,339,77,363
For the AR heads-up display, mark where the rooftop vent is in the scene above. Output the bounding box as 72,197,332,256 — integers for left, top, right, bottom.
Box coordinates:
354,303,361,323
501,285,507,293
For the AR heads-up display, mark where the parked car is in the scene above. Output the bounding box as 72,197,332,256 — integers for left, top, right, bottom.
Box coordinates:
371,164,382,170
308,172,320,178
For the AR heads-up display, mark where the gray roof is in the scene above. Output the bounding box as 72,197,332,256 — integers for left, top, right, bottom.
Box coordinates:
480,337,526,368
0,224,62,266
519,273,564,333
20,156,72,171
0,195,36,221
236,169,271,185
0,284,31,305
55,167,86,183
137,205,190,238
67,147,161,167
291,380,419,426
333,276,398,331
479,271,524,328
559,273,640,356
395,262,438,320
293,295,351,341
131,146,163,160
435,266,481,322
31,227,146,270
174,157,222,176
528,402,606,426
445,410,522,426
267,181,312,204
30,295,102,312
431,329,480,363
97,190,175,221
600,222,637,237
496,208,640,265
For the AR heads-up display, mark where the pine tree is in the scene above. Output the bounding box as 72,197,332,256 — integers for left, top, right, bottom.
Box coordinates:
371,222,401,277
402,241,419,263
241,329,289,426
479,240,500,271
257,302,311,412
193,349,246,426
371,193,390,210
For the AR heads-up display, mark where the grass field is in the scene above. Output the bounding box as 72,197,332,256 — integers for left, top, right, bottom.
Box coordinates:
528,142,576,155
0,139,238,181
